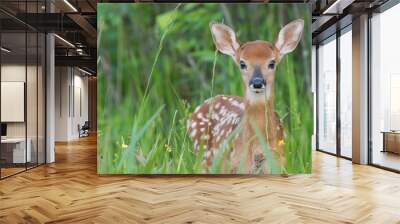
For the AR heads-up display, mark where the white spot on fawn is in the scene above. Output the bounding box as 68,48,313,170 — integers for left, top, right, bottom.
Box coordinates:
206,150,212,158
216,135,221,142
220,130,225,138
200,127,205,132
197,112,209,122
231,100,245,110
221,107,230,117
191,122,197,128
212,113,220,120
191,129,197,138
201,135,210,140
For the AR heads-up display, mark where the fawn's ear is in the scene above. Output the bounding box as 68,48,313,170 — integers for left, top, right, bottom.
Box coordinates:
210,22,240,57
275,19,304,56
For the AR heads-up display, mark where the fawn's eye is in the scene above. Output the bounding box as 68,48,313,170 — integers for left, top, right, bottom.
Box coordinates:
239,60,247,70
268,60,276,70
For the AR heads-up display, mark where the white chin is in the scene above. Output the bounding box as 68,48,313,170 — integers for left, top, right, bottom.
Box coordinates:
247,88,269,104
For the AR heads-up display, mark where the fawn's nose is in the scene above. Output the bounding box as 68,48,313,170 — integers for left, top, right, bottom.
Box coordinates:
251,78,265,89
249,77,266,90
249,67,266,91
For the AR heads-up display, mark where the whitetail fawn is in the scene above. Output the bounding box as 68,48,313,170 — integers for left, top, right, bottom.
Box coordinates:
188,19,304,174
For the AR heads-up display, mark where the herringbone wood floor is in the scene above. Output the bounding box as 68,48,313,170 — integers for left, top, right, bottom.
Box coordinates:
1,135,400,224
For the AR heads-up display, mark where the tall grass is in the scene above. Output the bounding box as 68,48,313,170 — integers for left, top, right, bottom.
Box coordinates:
97,3,312,174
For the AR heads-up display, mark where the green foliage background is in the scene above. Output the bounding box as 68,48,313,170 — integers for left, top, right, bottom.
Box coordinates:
97,3,312,174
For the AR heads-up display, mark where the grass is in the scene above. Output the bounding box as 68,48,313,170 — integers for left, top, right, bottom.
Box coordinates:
97,3,312,174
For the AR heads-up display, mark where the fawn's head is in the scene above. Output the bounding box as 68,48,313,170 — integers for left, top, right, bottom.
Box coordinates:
210,19,304,103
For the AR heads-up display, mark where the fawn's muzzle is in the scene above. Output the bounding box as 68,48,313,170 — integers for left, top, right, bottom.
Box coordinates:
249,67,266,93
249,73,266,93
250,78,265,89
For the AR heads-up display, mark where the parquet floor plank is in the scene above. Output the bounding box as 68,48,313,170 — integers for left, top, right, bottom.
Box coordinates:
0,135,399,223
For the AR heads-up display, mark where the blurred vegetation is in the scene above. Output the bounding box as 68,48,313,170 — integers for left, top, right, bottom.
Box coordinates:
97,3,312,174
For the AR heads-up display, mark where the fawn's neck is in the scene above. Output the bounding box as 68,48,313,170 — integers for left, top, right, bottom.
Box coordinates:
243,93,278,144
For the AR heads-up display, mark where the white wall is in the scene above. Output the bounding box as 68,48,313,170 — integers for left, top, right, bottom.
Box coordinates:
72,73,89,138
1,65,26,140
54,67,89,141
1,65,39,137
55,67,69,141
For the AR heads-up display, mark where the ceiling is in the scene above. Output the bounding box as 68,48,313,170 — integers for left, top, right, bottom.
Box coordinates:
1,32,45,64
0,0,395,74
311,0,390,43
0,0,97,74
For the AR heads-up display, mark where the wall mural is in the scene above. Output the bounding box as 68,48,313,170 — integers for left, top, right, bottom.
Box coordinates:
97,3,312,174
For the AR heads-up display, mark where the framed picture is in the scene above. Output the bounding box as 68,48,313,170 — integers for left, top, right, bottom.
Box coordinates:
98,3,312,174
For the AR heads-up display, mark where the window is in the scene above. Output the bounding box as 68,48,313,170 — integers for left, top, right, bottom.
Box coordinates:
317,36,337,154
340,28,352,158
0,2,47,179
370,3,400,171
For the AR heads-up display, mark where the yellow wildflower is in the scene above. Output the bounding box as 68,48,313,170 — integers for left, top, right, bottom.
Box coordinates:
164,144,172,152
